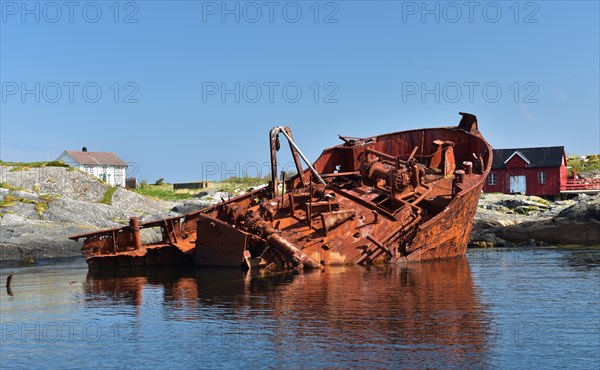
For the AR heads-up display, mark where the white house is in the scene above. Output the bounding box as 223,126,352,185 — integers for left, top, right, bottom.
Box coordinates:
57,147,128,187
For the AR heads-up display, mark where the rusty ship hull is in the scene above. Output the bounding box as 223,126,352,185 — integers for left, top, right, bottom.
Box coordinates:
70,113,492,271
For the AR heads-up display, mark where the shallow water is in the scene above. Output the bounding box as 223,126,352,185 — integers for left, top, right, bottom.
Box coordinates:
1,248,599,369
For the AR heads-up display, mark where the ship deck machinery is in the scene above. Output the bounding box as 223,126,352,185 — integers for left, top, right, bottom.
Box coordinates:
70,113,491,271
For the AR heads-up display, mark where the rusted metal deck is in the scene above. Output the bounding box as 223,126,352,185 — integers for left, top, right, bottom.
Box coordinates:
70,112,492,271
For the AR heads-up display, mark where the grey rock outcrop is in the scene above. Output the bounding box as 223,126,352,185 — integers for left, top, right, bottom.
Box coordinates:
0,166,174,262
0,213,86,261
471,193,600,247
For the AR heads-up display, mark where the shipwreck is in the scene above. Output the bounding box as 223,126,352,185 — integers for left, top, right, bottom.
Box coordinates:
70,112,492,270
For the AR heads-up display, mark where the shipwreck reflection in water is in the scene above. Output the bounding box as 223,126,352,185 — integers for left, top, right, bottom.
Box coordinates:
85,257,491,368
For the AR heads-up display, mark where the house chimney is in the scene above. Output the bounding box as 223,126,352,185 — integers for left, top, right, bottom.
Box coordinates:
82,147,88,152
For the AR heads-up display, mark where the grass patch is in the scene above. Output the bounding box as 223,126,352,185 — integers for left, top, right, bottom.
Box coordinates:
0,195,36,207
222,176,270,186
34,194,58,216
99,186,117,205
133,177,269,200
516,205,540,215
0,182,22,191
4,160,70,172
111,217,130,225
0,195,19,207
0,160,69,168
133,184,194,201
532,197,550,206
39,194,58,202
35,201,48,215
9,167,28,172
20,255,37,264
217,176,269,193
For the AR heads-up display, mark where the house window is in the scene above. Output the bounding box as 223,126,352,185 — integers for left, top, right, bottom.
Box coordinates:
488,173,497,186
538,172,546,184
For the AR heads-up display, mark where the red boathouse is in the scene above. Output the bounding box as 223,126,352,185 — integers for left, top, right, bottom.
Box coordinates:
484,146,568,198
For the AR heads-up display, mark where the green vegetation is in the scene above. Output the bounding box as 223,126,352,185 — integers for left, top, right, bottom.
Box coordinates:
516,206,541,215
217,176,269,193
532,197,550,206
21,256,36,264
0,191,57,215
111,217,130,225
567,154,600,177
0,195,19,207
35,194,58,216
0,160,69,172
39,194,58,203
0,195,36,207
0,182,22,191
154,178,165,185
99,186,118,205
133,183,194,201
132,177,269,201
222,176,270,186
35,202,48,215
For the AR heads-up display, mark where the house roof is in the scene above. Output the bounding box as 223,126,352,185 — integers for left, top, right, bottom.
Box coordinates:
503,150,530,165
64,151,127,167
491,146,565,169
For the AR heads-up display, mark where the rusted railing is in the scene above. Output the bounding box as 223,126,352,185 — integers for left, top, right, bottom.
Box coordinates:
562,178,600,191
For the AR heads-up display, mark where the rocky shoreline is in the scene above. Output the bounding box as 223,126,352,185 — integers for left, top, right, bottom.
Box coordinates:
1,165,598,263
470,193,599,248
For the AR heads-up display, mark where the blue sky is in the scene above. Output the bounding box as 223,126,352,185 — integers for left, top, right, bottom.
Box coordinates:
1,0,598,182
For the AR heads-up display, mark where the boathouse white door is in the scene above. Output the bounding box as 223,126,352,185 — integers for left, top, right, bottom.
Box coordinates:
510,175,526,194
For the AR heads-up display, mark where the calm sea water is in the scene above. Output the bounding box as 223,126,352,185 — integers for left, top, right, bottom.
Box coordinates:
1,248,598,369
